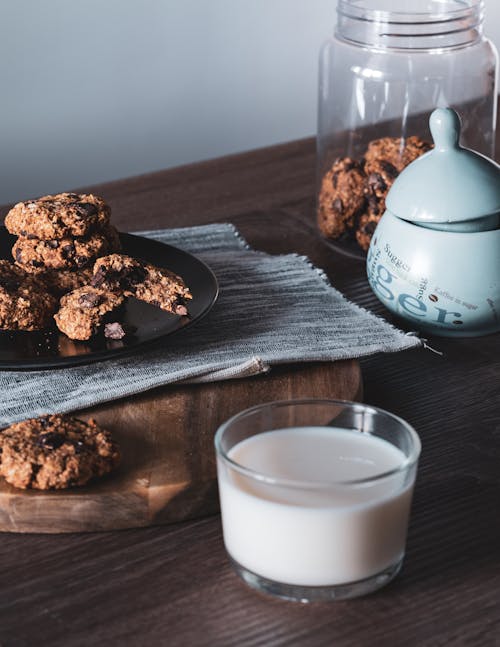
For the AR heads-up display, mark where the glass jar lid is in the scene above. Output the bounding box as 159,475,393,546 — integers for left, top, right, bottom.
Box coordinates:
385,108,500,225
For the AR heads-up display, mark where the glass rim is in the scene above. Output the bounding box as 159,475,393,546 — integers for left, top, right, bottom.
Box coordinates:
336,0,483,23
214,398,421,489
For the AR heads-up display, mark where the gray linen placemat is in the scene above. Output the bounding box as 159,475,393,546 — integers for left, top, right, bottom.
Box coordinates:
0,223,421,424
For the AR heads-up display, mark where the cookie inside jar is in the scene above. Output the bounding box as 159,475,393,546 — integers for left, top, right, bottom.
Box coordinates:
317,136,432,253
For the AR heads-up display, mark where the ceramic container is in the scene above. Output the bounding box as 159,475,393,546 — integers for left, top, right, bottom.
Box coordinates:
367,108,500,337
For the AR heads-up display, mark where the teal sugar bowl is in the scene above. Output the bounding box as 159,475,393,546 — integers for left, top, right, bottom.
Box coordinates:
367,108,500,337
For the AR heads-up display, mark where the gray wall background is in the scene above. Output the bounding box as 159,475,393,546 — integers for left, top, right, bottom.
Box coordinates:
1,0,499,205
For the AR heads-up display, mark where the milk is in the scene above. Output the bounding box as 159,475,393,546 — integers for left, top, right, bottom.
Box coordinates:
217,427,416,587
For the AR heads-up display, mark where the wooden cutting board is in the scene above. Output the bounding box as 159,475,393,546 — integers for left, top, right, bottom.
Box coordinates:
0,360,361,533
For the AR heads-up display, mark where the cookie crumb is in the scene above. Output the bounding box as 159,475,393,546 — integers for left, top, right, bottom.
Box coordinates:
104,322,126,339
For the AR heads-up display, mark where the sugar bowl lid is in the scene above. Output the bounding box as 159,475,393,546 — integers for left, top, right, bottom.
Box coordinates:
385,108,500,224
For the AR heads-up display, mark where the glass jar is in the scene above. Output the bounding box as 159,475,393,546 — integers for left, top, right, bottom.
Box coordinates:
317,0,498,256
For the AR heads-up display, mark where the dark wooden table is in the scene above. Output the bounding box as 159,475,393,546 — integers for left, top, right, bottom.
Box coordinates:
1,139,499,647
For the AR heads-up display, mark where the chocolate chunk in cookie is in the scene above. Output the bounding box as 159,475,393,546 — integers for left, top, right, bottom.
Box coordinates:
0,260,57,330
355,213,381,251
13,225,121,272
54,286,125,340
5,193,111,240
317,158,367,239
91,254,192,315
364,159,400,200
0,414,120,490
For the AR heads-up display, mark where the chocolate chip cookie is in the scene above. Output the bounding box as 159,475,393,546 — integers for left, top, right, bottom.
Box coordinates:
5,193,111,240
54,286,125,340
317,158,366,239
363,136,432,227
37,268,93,298
0,414,120,490
364,136,432,173
13,225,121,272
0,260,57,330
91,254,192,315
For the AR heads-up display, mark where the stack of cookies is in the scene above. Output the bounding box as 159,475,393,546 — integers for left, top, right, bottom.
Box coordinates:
1,192,192,337
5,192,121,297
317,136,432,251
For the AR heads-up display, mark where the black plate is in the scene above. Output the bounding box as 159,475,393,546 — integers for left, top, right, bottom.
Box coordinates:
0,229,218,370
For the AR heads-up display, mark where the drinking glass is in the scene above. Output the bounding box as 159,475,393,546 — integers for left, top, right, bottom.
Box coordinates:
215,399,421,602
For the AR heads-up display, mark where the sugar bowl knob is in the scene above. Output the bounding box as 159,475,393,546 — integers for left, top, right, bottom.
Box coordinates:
429,108,461,151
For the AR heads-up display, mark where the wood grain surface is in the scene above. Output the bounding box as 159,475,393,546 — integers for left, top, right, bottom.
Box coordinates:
0,362,361,533
0,134,498,647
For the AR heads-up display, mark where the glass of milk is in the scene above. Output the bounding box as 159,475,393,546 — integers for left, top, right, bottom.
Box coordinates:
215,399,421,602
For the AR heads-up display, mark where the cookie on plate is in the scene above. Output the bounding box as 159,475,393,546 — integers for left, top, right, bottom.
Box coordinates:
0,260,57,330
54,286,125,340
0,414,120,490
37,268,93,298
13,225,121,272
5,193,111,240
317,157,366,239
91,254,192,315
